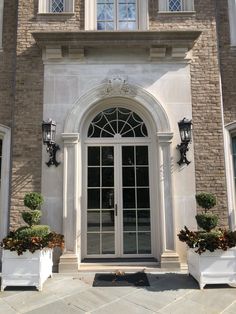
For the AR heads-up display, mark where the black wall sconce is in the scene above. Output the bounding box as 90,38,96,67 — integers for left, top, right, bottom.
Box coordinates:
42,119,60,167
177,118,192,166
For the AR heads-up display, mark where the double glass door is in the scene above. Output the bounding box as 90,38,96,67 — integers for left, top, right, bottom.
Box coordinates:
86,144,152,257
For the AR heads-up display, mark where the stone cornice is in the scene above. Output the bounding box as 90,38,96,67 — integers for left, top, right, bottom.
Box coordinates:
32,30,201,49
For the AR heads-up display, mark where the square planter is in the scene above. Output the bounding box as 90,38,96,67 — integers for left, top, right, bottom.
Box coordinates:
1,248,53,291
187,247,236,289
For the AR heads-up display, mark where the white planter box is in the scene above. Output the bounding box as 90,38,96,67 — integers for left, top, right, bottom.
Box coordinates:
187,247,236,289
1,248,53,291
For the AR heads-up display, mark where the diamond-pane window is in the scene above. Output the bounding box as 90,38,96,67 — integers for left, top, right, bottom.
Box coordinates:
51,0,64,13
169,0,182,12
88,107,148,138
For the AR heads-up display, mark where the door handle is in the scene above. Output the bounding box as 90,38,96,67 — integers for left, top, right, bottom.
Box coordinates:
115,204,118,216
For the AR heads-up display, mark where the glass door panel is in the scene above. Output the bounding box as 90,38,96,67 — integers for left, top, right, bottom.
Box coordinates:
87,146,115,255
86,144,152,257
122,145,151,255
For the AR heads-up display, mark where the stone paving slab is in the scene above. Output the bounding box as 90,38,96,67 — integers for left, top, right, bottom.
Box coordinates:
0,272,236,313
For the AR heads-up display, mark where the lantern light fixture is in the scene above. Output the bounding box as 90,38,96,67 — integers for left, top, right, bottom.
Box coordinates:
177,118,192,166
42,119,60,167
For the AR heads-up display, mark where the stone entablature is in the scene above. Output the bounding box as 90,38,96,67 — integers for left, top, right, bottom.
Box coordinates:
33,30,200,61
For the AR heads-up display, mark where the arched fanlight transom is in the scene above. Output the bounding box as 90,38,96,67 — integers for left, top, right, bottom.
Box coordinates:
87,107,148,138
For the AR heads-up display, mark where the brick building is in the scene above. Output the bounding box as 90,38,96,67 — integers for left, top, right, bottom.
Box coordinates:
0,0,235,271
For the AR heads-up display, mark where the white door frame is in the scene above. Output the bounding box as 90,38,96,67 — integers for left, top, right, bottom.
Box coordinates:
59,79,180,272
0,124,11,241
83,138,154,259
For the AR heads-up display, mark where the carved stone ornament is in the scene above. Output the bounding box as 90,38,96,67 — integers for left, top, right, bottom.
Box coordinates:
100,76,137,97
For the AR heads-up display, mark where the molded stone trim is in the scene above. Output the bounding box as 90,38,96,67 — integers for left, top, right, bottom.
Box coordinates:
0,124,11,241
64,81,171,134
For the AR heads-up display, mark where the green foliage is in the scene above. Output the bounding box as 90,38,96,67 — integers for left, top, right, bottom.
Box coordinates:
178,226,236,254
195,213,218,232
1,231,64,256
15,225,50,239
196,193,217,211
22,210,42,227
24,192,44,211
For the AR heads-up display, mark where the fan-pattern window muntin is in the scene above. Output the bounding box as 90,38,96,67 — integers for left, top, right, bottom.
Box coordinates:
97,0,137,30
88,107,148,138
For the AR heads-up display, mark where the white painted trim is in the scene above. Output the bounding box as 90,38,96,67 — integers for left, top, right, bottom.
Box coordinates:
0,124,11,241
0,0,4,50
61,81,180,266
228,0,236,46
225,122,236,230
85,0,148,30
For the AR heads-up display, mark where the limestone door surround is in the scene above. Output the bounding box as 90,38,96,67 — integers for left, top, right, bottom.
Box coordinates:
59,78,180,272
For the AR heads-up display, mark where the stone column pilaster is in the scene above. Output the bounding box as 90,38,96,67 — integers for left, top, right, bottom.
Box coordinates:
158,133,180,269
59,133,80,273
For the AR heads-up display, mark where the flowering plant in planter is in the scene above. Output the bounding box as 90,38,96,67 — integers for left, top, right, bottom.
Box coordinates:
1,192,64,291
178,192,236,289
1,192,64,255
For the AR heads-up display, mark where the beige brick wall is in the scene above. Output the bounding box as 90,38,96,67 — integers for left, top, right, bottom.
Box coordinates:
6,0,228,228
216,1,236,124
0,0,17,128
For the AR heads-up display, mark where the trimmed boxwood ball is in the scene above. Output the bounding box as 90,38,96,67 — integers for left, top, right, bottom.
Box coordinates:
22,210,42,227
196,193,216,211
24,192,44,211
195,213,219,232
16,225,51,239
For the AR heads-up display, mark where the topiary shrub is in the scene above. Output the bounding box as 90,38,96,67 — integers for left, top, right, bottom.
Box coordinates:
1,192,64,255
195,213,219,232
16,225,50,239
196,193,217,213
24,192,44,211
195,193,218,232
22,210,42,227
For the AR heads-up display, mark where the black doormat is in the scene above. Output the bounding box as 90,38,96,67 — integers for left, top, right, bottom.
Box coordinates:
93,272,150,287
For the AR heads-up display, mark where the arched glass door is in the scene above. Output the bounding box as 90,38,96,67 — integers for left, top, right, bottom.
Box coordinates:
85,108,152,257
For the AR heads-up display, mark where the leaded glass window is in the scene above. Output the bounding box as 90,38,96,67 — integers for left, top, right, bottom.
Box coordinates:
97,0,137,30
50,0,64,13
88,108,148,138
169,0,182,12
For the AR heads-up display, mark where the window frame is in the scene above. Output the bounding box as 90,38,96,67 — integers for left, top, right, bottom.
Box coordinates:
228,0,236,46
38,0,74,14
158,0,195,13
85,0,148,31
225,123,236,230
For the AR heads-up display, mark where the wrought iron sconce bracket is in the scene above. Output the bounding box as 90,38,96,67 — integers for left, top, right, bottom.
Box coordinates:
45,143,60,167
177,141,190,166
177,117,192,166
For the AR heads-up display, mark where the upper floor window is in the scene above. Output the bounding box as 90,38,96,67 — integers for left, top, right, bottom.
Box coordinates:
228,0,236,46
97,0,137,31
159,0,194,12
0,0,4,50
85,0,148,30
38,0,74,13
